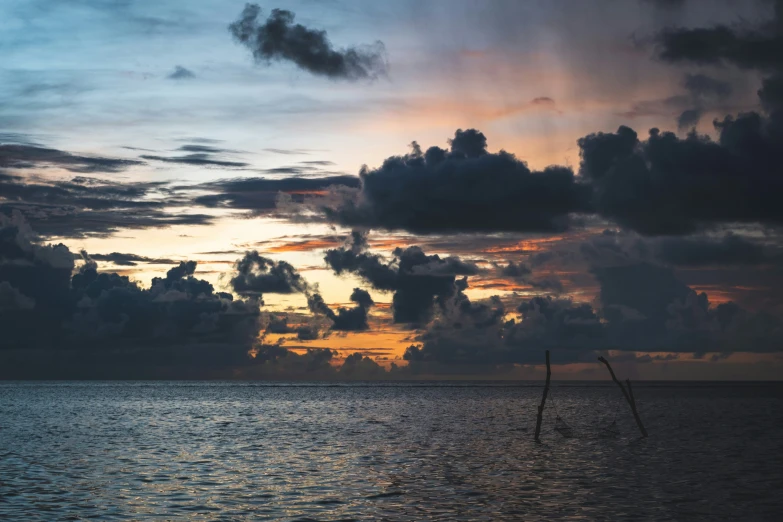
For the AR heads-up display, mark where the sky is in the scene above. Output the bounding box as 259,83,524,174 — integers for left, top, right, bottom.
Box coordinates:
2,0,783,379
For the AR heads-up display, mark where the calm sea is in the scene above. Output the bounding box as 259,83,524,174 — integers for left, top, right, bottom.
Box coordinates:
1,381,781,521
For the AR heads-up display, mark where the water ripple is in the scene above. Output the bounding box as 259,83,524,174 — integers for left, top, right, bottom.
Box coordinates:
1,382,781,520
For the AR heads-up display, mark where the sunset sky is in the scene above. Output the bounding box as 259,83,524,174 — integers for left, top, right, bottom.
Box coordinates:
2,0,783,379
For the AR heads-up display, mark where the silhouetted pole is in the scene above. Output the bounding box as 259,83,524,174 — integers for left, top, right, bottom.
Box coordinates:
534,350,551,442
597,356,648,438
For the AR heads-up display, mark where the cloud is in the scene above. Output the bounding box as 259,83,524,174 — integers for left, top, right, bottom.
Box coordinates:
1,143,143,173
0,174,163,210
167,66,195,80
189,175,360,212
654,4,783,71
578,117,783,235
0,281,35,311
339,352,385,378
579,229,779,268
676,108,702,130
0,212,263,373
87,253,177,266
683,73,733,100
322,129,591,234
653,0,783,115
140,154,249,168
307,287,374,332
619,73,734,130
653,234,772,266
677,73,734,129
230,251,309,298
404,259,783,373
0,213,378,379
324,231,479,325
177,144,240,154
306,115,783,236
229,4,388,81
495,260,564,293
0,173,214,238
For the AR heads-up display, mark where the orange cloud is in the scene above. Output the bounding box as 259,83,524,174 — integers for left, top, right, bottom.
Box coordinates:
484,236,566,254
266,238,342,253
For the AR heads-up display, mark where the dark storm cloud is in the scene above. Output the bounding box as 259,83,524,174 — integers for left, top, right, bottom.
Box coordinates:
0,213,363,379
140,154,249,168
167,65,195,80
0,280,36,311
324,129,591,234
307,287,374,331
87,252,177,266
579,229,780,268
654,234,772,266
578,117,783,235
620,73,733,129
0,213,261,368
189,175,359,211
229,4,388,81
654,3,783,71
230,251,309,298
677,73,734,130
403,260,783,372
683,73,733,100
1,143,143,173
676,108,702,130
596,262,783,354
499,261,532,278
654,0,783,112
495,261,564,293
324,231,479,325
264,313,322,340
317,116,783,235
339,352,385,378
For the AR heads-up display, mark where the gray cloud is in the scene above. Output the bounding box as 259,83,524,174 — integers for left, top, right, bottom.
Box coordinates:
229,4,388,81
230,251,309,299
87,252,177,266
189,175,360,212
140,154,249,168
307,287,374,332
167,66,195,80
0,172,213,238
1,143,143,173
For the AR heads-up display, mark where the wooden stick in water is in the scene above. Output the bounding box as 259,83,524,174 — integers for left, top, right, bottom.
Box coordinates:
597,356,648,438
534,350,551,442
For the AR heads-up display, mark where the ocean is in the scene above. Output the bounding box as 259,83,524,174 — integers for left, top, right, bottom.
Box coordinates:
1,381,781,521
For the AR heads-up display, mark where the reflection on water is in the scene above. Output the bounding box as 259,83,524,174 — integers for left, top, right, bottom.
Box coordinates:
1,382,781,520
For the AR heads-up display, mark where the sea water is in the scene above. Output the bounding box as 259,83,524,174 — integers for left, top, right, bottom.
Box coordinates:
1,381,781,520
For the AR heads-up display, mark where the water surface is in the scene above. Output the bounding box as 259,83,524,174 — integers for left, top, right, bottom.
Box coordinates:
1,381,781,520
